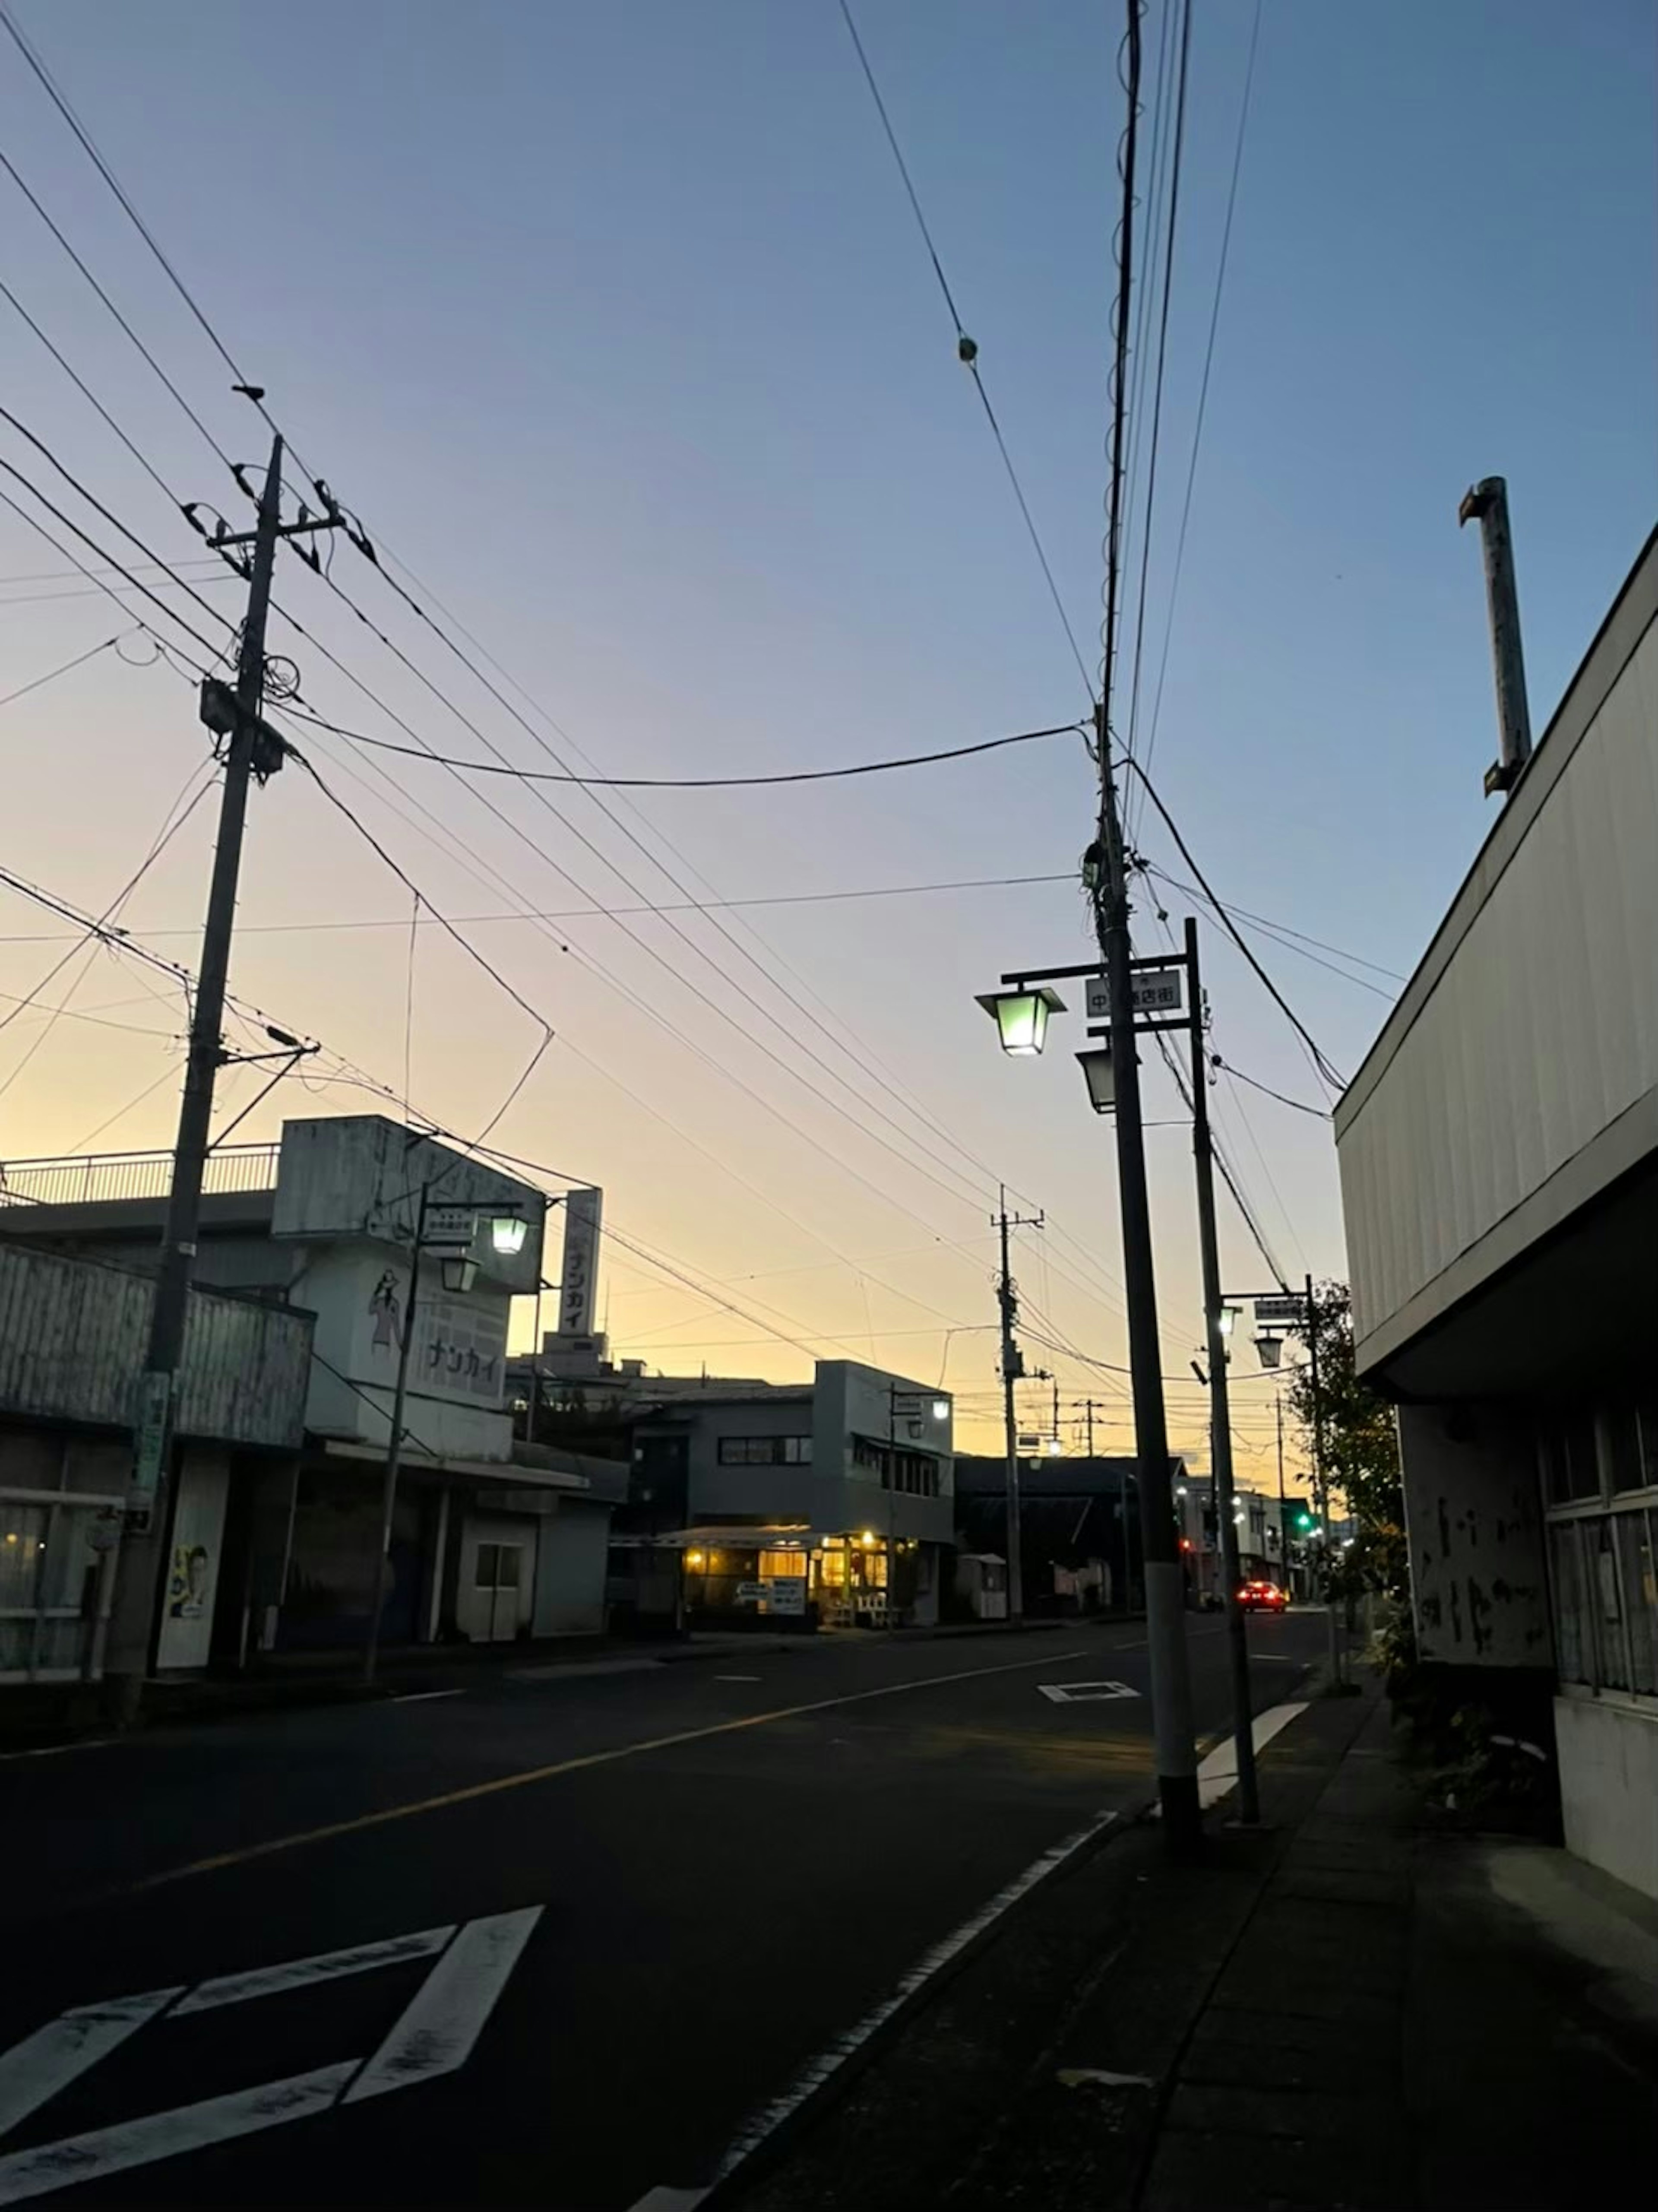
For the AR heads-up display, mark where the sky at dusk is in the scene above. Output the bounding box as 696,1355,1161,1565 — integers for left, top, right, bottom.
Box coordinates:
0,0,1653,1473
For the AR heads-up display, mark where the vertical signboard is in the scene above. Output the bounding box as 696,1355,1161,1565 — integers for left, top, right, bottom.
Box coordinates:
558,1188,603,1338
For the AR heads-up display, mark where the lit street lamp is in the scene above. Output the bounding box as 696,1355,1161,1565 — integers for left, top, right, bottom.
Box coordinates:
977,985,1065,1057
364,1187,531,1687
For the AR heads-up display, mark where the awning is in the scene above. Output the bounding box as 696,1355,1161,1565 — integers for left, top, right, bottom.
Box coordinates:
318,1441,590,1493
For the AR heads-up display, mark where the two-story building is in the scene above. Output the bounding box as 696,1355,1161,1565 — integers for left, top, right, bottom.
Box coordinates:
620,1361,954,1629
0,1116,623,1668
1335,523,1658,1900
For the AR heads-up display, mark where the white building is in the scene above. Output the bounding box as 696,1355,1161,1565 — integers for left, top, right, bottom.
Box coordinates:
622,1361,955,1629
0,1116,623,1666
1335,523,1658,1900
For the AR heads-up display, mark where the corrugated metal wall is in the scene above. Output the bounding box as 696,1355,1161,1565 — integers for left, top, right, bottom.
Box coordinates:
0,1241,310,1447
1338,609,1658,1347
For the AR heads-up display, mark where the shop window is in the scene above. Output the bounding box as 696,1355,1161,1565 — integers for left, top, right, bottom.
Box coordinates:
1618,1509,1658,1696
1548,1507,1658,1698
1602,1404,1645,1495
759,1549,807,1579
475,1542,500,1588
1541,1410,1600,1504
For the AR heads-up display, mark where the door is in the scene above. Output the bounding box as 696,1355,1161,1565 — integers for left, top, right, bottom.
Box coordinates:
474,1541,524,1642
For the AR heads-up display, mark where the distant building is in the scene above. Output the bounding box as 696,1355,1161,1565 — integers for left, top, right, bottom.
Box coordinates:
1335,525,1658,1901
616,1362,954,1630
0,1116,623,1671
952,1452,1172,1616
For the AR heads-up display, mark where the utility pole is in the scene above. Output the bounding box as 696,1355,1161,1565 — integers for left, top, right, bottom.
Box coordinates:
109,434,339,1718
993,1188,1041,1620
1093,710,1200,1851
1275,1384,1289,1598
1185,918,1258,1824
1304,1273,1342,1683
364,1183,428,1688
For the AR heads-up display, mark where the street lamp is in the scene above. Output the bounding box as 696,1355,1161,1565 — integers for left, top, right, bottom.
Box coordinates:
976,985,1065,1057
364,1190,530,1687
1254,1331,1283,1370
1076,1044,1116,1114
930,1398,950,1422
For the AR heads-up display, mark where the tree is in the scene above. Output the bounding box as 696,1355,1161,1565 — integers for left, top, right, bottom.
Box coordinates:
1285,1281,1406,1599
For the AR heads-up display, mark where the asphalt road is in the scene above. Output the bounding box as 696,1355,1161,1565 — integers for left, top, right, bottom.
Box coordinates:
0,1610,1326,2210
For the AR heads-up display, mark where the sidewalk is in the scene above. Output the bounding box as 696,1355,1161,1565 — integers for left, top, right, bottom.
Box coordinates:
719,1670,1658,2211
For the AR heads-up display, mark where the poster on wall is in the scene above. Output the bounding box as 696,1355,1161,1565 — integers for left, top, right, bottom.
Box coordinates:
358,1264,509,1408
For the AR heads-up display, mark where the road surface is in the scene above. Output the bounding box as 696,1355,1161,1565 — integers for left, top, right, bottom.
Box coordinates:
0,1611,1325,2208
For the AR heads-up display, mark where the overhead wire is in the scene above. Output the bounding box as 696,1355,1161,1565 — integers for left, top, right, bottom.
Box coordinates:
284,703,1085,789
833,0,1095,704
1136,0,1264,811
0,633,118,712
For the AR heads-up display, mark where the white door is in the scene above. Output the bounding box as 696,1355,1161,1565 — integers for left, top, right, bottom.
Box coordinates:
474,1540,524,1642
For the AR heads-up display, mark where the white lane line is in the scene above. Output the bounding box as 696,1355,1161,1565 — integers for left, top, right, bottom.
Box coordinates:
0,2062,358,2206
343,1906,542,2103
0,1989,183,2139
1196,1702,1307,1810
621,1809,1120,2210
173,1926,456,2016
392,1689,464,1704
714,1675,762,1683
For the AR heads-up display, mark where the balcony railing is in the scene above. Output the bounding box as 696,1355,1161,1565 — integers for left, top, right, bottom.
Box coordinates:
0,1144,280,1210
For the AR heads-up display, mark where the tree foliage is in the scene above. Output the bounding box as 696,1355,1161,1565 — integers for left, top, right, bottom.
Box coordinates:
1285,1280,1406,1597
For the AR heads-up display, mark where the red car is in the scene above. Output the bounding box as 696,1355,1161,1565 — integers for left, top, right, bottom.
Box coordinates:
1237,1580,1288,1613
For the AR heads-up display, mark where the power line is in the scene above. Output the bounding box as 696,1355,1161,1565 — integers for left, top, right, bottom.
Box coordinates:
1142,862,1406,984
285,704,1084,789
834,0,1095,703
1137,0,1264,803
1123,751,1348,1091
0,870,1076,944
1123,0,1192,772
0,634,117,712
1212,1057,1329,1119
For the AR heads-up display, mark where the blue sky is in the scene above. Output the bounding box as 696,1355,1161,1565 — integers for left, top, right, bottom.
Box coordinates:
0,1,1652,1465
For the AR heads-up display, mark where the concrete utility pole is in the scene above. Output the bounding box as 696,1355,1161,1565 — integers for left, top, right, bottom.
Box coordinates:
1094,709,1200,1852
1459,476,1532,797
1304,1273,1342,1684
1276,1384,1289,1597
993,1188,1041,1620
1184,918,1258,1825
110,434,338,1717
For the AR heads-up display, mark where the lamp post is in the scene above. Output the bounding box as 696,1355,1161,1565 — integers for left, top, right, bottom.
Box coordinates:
978,954,1199,1849
362,1190,528,1689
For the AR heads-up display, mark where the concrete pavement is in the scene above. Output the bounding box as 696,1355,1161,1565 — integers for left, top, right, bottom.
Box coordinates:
0,1611,1325,2207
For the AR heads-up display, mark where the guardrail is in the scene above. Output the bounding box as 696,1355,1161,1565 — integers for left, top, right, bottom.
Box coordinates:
0,1144,279,1209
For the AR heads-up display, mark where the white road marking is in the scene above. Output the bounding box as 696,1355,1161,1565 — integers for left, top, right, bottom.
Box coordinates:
623,1809,1121,2210
1037,1680,1140,1703
0,1741,111,1763
714,1675,761,1683
173,1927,455,2016
391,1689,464,1704
343,1906,543,2103
1056,2065,1155,2090
0,2063,357,2205
1195,1702,1308,1809
0,1990,182,2139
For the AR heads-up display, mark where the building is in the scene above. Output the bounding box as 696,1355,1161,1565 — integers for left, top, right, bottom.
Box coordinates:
1335,524,1658,1900
1173,1476,1317,1602
0,1116,623,1667
0,1238,309,1683
952,1452,1158,1616
618,1362,954,1629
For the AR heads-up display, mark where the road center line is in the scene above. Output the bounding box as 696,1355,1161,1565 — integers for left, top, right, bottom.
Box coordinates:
119,1647,1090,1895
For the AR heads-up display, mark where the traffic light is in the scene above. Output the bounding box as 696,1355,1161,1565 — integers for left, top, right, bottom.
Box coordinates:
1286,1499,1316,1534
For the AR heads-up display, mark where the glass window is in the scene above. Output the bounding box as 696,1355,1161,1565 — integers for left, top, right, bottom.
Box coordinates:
0,1507,46,1611
475,1542,499,1588
1617,1510,1658,1696
496,1546,522,1591
1604,1405,1645,1495
1550,1522,1587,1684
1543,1411,1601,1504
1589,1519,1630,1689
